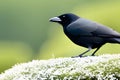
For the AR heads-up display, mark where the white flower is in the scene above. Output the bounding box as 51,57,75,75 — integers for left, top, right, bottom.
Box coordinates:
0,54,120,80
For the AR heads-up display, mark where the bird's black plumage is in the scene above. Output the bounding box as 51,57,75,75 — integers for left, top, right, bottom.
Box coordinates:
49,13,120,57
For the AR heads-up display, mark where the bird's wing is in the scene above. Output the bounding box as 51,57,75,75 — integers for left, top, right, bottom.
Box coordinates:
66,18,98,36
91,23,120,38
67,18,120,38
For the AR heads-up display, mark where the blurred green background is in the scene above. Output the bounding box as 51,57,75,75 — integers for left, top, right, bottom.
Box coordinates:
0,0,120,73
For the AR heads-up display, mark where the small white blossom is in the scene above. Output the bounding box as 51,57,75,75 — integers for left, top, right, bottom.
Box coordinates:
0,54,120,80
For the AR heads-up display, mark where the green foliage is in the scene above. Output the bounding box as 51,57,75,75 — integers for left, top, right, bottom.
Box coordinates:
0,0,81,72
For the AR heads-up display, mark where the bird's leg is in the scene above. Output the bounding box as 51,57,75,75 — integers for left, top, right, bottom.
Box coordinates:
78,47,92,57
91,46,102,56
72,47,91,58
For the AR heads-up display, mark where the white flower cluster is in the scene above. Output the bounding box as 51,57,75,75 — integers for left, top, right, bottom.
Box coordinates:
0,54,120,80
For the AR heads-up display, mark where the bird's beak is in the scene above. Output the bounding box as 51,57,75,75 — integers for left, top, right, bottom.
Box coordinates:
49,17,61,22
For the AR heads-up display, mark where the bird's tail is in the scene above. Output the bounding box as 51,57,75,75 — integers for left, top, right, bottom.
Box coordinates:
107,38,120,44
114,38,120,43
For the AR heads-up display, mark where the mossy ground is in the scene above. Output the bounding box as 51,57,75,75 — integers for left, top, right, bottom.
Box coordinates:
0,54,120,80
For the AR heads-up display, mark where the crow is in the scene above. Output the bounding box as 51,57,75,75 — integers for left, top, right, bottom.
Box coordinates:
49,13,120,57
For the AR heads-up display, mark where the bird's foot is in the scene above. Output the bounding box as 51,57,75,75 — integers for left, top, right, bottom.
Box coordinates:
71,55,95,58
71,55,82,58
71,55,87,58
91,54,95,56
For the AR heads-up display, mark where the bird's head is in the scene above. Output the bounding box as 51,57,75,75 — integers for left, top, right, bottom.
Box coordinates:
49,13,79,27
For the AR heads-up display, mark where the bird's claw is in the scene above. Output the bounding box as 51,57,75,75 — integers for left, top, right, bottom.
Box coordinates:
91,54,95,56
71,55,84,58
71,54,96,58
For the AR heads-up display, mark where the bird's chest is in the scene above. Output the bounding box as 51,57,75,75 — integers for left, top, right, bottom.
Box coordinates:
64,29,87,46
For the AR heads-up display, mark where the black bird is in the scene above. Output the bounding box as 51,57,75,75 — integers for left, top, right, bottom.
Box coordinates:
49,13,120,57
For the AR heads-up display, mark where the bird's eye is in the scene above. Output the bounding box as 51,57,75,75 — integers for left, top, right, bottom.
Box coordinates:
62,16,66,18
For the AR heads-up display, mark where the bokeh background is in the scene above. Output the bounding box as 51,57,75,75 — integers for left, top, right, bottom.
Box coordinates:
0,0,120,73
